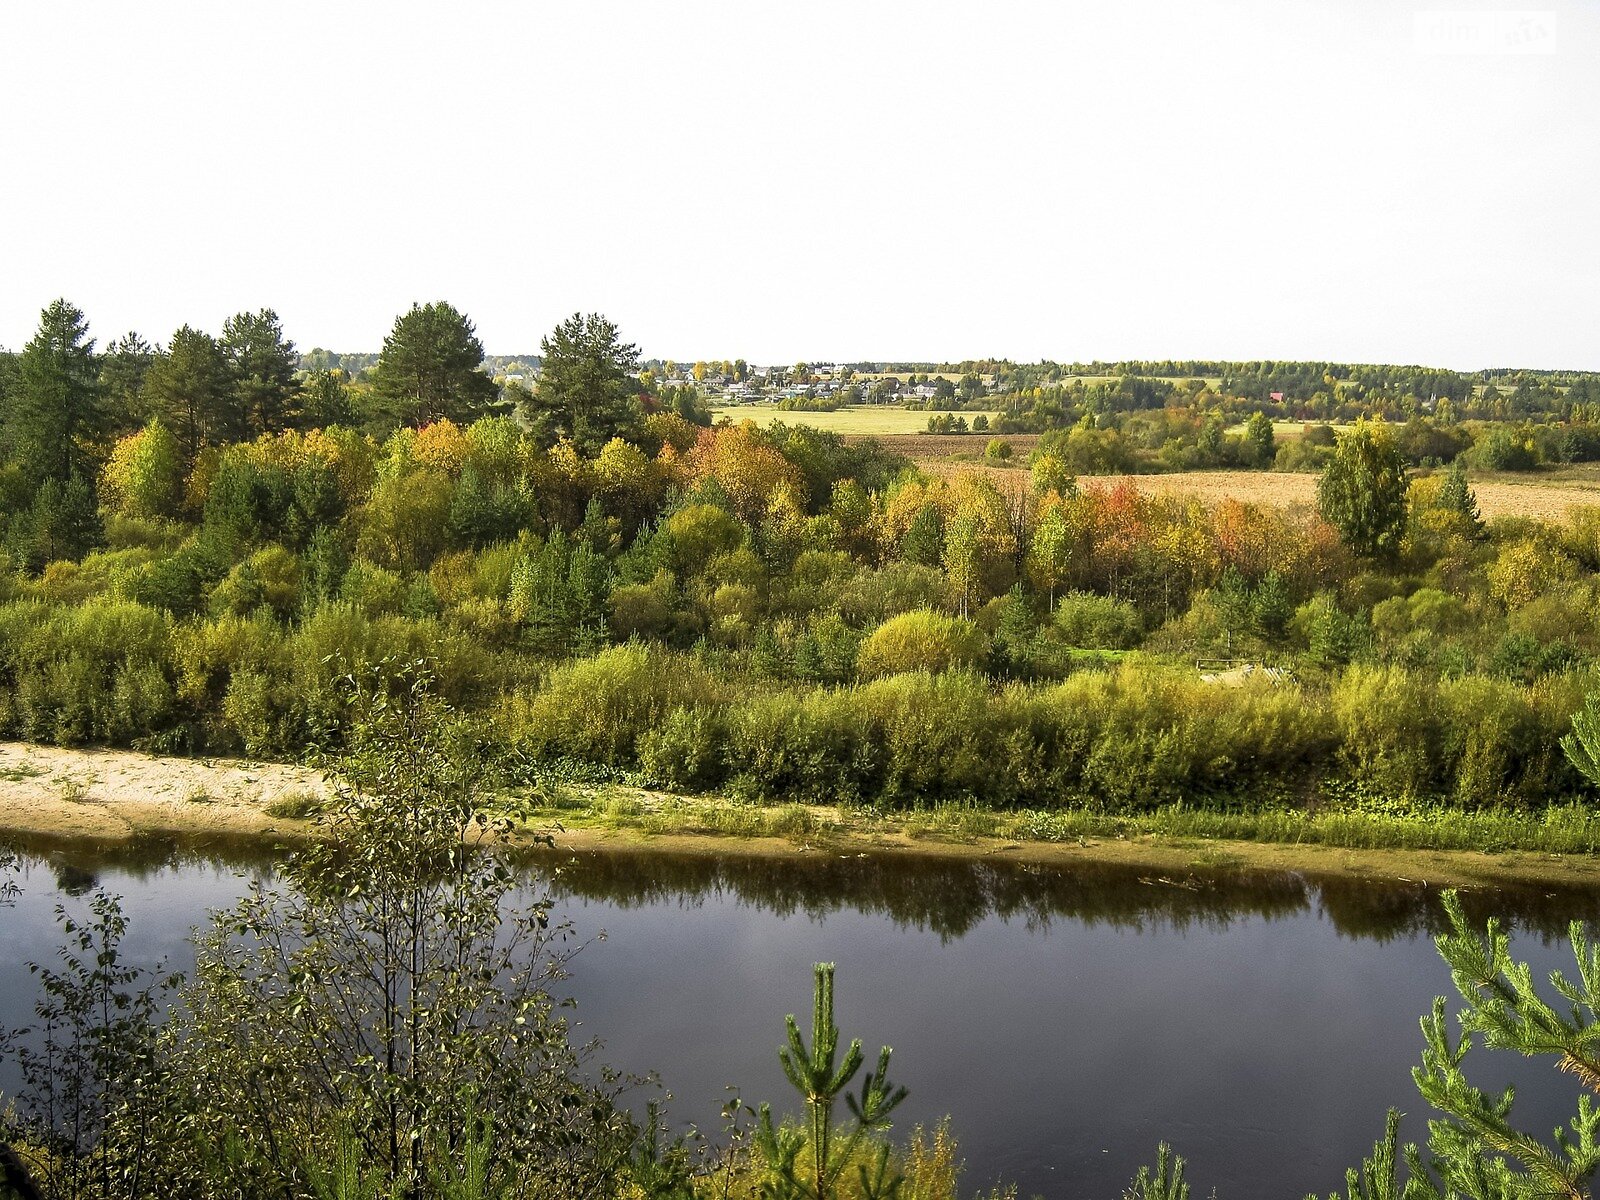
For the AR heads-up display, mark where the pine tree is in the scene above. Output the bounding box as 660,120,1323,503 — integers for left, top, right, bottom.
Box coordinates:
1313,891,1600,1200
1561,692,1600,789
755,963,908,1200
1438,458,1483,534
142,325,235,467
301,368,354,429
99,331,155,439
527,313,641,454
899,504,943,568
221,308,300,435
370,301,498,428
10,299,101,486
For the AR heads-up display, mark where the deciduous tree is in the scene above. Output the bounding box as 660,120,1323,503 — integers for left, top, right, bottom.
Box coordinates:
1317,418,1410,557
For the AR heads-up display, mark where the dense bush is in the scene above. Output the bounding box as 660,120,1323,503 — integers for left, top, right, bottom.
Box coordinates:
856,610,984,677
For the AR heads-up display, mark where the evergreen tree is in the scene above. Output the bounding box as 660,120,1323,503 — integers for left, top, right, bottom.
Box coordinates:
755,963,908,1200
899,503,943,568
370,301,498,428
99,331,155,438
1438,457,1482,533
1561,691,1600,789
300,368,354,428
142,326,235,467
221,308,300,435
527,312,641,453
10,299,101,486
1251,570,1293,642
9,472,102,570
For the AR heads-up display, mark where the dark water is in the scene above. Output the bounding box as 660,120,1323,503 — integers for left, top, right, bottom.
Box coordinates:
4,833,1600,1200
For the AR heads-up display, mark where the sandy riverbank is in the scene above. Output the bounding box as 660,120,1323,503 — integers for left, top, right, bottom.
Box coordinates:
0,741,329,842
4,741,1600,890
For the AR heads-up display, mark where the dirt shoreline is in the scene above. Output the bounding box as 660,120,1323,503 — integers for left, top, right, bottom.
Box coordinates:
4,741,1600,890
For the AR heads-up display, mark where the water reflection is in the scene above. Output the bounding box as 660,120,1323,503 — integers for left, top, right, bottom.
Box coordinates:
7,829,1593,944
519,844,1600,943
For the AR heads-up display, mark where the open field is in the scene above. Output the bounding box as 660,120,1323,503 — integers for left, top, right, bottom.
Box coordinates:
897,462,1600,523
873,432,1041,461
1079,469,1600,522
713,404,1003,435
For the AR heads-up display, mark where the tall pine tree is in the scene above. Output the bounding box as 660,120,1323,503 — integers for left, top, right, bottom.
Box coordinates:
221,308,300,435
526,312,641,453
142,325,235,467
370,301,498,428
10,299,101,486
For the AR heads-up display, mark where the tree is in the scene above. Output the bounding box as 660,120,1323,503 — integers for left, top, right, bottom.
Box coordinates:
141,325,235,467
8,472,102,571
1026,506,1071,608
1351,890,1600,1200
9,299,101,486
526,312,641,453
1317,419,1410,557
1,891,172,1200
99,332,155,438
1561,692,1600,790
370,301,498,428
100,419,184,519
1437,458,1482,534
943,512,982,618
300,367,354,428
150,664,636,1197
221,308,299,435
754,963,908,1200
1244,411,1276,467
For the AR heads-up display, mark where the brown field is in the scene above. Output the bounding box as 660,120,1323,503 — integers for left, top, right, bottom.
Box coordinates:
867,453,1600,524
872,433,1042,460
1079,469,1600,523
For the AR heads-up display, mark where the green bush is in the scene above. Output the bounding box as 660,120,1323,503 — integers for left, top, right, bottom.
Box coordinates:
857,611,985,678
638,706,727,792
726,687,877,805
1053,591,1143,650
1331,664,1439,800
503,644,723,766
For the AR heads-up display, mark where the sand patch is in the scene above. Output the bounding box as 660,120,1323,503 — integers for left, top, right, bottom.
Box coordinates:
0,742,328,841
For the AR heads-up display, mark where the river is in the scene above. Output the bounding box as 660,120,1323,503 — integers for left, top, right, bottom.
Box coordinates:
3,834,1597,1199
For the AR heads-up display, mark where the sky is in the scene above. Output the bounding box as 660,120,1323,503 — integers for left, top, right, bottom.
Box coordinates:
1,1,1596,369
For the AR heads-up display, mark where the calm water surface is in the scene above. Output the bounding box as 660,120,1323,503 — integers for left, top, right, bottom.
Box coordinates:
3,834,1598,1199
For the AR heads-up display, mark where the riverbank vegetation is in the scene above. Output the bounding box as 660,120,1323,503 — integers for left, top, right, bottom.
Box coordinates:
6,300,1600,856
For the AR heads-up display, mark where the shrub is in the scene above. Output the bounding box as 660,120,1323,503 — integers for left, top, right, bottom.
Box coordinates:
1053,591,1143,650
726,688,877,804
503,644,723,766
638,706,727,792
857,611,985,678
1331,664,1439,800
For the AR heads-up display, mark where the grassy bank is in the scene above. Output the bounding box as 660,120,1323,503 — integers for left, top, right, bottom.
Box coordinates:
500,781,1600,889
7,740,1600,890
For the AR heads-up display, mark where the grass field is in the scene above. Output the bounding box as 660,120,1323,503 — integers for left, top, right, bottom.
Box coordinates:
711,404,1002,435
1080,469,1600,522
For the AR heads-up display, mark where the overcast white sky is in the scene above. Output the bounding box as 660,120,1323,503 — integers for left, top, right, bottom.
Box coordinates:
1,1,1596,368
